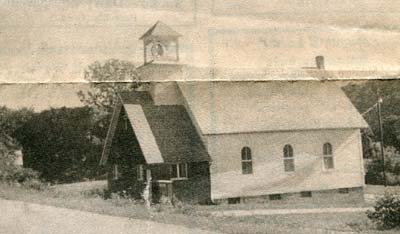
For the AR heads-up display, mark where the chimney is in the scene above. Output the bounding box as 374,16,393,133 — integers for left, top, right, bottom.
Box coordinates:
315,56,325,70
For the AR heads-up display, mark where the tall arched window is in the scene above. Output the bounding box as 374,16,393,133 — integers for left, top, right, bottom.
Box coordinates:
283,144,295,172
323,143,334,169
241,147,253,174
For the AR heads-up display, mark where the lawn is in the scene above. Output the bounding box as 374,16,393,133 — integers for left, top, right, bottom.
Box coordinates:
364,185,400,195
0,182,399,234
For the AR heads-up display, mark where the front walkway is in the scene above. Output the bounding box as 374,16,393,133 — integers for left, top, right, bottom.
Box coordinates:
211,207,371,217
0,199,220,234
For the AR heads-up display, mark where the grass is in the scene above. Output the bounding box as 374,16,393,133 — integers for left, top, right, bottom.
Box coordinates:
197,195,368,212
0,182,399,234
365,185,400,195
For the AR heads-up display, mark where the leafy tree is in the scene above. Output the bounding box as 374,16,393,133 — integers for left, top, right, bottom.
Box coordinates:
0,106,34,137
14,107,103,183
344,80,400,185
77,59,140,144
343,80,400,152
78,59,140,114
0,107,41,188
0,106,34,172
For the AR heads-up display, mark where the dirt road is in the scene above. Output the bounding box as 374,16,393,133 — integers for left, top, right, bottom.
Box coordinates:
0,199,219,234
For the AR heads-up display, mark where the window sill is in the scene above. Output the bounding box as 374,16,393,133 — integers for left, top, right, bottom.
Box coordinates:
153,180,173,183
171,177,188,181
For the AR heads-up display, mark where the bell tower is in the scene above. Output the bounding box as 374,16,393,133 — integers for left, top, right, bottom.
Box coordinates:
140,21,182,64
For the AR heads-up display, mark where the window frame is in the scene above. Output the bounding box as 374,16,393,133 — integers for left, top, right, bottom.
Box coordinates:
123,114,129,131
113,164,120,180
171,163,188,179
137,164,144,181
241,147,253,174
283,144,295,172
322,143,334,170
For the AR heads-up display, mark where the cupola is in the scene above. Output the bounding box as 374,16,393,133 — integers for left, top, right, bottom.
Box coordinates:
140,21,182,64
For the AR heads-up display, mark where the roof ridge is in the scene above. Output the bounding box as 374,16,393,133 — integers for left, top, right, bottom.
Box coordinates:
139,21,182,40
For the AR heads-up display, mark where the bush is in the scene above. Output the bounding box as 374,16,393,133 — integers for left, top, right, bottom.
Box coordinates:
1,151,44,189
367,195,400,229
10,167,39,183
366,159,400,185
386,173,400,186
21,178,46,190
81,188,105,198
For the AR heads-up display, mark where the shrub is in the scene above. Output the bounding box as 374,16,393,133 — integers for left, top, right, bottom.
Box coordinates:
367,195,400,229
0,151,44,189
10,167,39,183
81,188,105,198
365,160,385,185
108,192,144,207
366,159,400,185
394,162,400,175
21,178,46,190
386,173,400,186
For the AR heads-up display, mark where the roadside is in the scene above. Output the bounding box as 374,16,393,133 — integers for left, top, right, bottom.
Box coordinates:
1,182,399,234
0,199,220,234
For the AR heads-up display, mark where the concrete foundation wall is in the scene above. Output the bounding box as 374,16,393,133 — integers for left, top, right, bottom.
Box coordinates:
214,187,364,205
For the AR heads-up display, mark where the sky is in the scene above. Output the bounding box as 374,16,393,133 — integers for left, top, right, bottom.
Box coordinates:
1,0,399,83
0,83,88,111
0,0,399,110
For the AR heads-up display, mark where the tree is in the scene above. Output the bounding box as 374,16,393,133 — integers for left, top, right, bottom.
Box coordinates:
343,80,400,152
0,107,41,187
77,59,140,144
0,106,34,166
14,107,103,183
344,81,400,186
0,106,34,137
77,59,140,114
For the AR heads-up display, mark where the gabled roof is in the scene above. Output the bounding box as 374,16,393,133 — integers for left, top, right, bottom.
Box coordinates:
100,91,210,165
139,21,182,40
139,105,210,163
124,105,163,164
178,81,369,135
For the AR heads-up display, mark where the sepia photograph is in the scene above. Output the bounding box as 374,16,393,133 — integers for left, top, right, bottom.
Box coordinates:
1,1,400,234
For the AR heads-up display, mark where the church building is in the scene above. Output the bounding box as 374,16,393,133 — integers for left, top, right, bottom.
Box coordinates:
100,21,368,204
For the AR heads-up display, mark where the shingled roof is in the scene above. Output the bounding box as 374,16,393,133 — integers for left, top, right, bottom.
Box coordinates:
137,63,399,82
101,91,209,165
178,81,369,135
139,104,210,163
124,104,163,164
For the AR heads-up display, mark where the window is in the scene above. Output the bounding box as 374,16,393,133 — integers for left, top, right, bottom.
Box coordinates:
241,147,253,174
338,188,349,194
228,197,241,204
323,143,334,169
123,114,129,131
151,43,165,57
137,164,145,181
113,164,120,180
283,144,295,172
171,163,188,179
